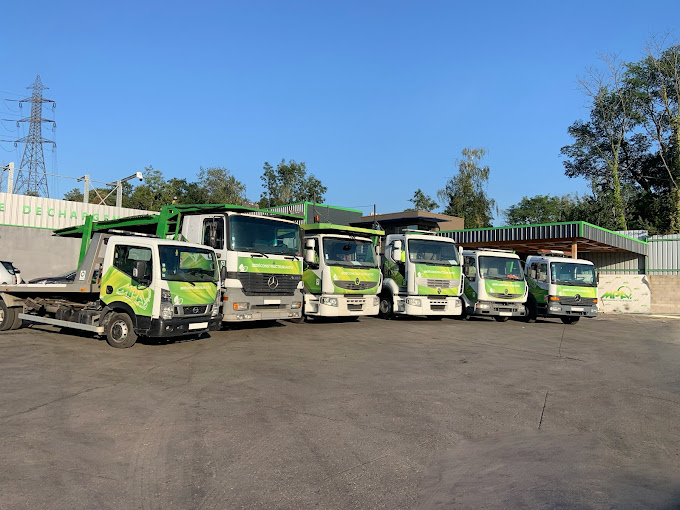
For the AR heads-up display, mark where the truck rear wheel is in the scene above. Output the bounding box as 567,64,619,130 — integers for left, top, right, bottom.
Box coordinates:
0,301,14,331
561,317,580,325
105,312,138,348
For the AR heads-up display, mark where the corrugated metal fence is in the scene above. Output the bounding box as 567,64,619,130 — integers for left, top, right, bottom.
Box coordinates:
647,234,680,276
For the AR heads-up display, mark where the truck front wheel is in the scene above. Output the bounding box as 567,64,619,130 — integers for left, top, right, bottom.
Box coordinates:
105,312,138,348
561,317,580,325
378,293,394,320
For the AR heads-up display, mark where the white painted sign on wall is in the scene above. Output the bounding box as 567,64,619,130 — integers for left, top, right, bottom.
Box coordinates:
0,192,153,230
598,275,651,314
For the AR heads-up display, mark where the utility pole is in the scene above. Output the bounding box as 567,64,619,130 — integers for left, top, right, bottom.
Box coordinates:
12,75,56,197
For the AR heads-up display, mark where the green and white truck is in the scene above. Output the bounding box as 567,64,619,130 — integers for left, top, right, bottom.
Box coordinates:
380,230,463,318
461,249,527,321
0,217,222,348
524,250,598,324
58,204,304,323
300,223,383,319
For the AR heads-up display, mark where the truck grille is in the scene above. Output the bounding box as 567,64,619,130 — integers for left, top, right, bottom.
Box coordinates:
559,296,596,305
229,272,301,296
334,280,379,291
489,292,523,299
426,279,453,288
175,305,209,316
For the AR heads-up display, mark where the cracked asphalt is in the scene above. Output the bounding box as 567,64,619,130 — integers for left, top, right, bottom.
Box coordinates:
1,315,679,509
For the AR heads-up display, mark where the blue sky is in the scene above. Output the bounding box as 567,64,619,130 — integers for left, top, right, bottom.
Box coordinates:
2,1,679,223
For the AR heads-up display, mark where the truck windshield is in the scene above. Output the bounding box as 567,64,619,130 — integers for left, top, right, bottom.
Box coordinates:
479,256,524,281
407,239,459,266
323,238,377,267
550,262,596,287
159,246,218,283
229,216,300,256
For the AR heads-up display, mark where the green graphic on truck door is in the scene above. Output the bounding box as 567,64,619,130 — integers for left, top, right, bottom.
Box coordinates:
100,266,154,316
526,277,548,304
302,269,322,293
167,281,217,306
330,267,380,294
414,264,461,295
237,257,302,275
383,259,406,288
484,279,526,300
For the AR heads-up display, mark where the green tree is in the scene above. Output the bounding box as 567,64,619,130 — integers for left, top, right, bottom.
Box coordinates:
561,55,637,231
196,166,247,205
438,147,496,228
127,167,172,211
504,195,577,225
406,189,438,211
259,159,327,208
627,42,680,232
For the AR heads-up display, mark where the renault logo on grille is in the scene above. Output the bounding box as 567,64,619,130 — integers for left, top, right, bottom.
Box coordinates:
574,294,581,302
267,276,279,290
355,278,360,285
504,288,509,296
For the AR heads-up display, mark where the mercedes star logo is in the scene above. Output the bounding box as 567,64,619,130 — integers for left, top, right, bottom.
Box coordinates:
267,276,279,290
574,294,581,302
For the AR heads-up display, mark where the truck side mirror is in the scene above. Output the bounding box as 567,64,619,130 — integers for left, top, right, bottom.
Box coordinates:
304,249,317,265
305,239,316,249
220,265,228,282
133,260,149,285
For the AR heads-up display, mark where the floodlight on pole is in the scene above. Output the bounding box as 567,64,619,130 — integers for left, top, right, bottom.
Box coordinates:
106,172,144,208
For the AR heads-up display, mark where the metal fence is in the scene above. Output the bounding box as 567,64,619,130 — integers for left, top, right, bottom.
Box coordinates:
647,234,680,276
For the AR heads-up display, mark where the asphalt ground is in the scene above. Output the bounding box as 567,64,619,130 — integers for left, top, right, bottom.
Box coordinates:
1,314,679,509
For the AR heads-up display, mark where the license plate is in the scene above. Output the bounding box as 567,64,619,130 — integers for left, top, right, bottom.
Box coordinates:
571,307,584,312
189,322,208,330
499,312,512,316
263,299,281,305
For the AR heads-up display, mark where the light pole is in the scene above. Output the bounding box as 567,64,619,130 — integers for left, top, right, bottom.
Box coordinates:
106,172,144,208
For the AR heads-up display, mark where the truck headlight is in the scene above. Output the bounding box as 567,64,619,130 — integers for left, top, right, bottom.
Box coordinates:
212,295,220,317
321,297,338,307
291,301,302,309
476,303,490,309
233,302,249,311
161,289,173,319
373,296,379,306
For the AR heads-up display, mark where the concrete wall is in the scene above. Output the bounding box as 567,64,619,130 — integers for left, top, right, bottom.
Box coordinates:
0,226,80,281
647,275,680,314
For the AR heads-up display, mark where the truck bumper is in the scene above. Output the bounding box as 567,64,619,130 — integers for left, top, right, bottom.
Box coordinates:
545,303,597,318
222,288,303,322
471,300,526,317
143,315,222,338
305,294,380,317
395,295,463,316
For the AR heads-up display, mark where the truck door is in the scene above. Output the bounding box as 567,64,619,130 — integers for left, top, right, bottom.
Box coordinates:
101,244,155,317
463,255,478,301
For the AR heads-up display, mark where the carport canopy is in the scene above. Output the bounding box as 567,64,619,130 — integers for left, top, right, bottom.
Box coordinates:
438,221,648,258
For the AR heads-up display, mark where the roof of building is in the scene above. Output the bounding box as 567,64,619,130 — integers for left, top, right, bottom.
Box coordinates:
438,222,648,255
353,210,463,226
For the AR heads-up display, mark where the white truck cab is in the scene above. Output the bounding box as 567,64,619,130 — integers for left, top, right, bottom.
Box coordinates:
380,230,463,318
300,223,383,319
461,249,527,321
524,250,598,324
